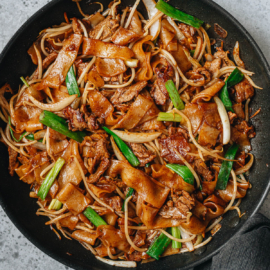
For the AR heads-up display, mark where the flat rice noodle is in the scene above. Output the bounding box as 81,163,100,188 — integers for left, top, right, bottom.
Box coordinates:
111,26,141,46
199,102,221,128
215,180,249,203
204,194,227,207
88,90,114,119
39,34,83,89
50,139,69,155
87,69,104,88
51,86,70,103
16,87,46,108
96,58,127,77
15,164,36,184
203,201,225,220
49,128,66,140
132,35,153,81
96,225,130,252
182,103,204,134
95,244,116,258
112,95,153,130
135,117,165,131
180,216,208,234
88,181,116,198
138,201,186,229
82,38,134,60
231,126,251,152
56,183,91,215
198,121,220,147
201,172,218,196
192,199,208,220
160,19,176,49
138,99,160,125
171,43,192,73
191,79,225,103
128,10,143,35
105,112,123,126
60,215,79,230
58,140,87,188
72,230,98,245
151,164,194,193
107,160,170,209
34,161,50,185
49,181,59,199
13,106,43,133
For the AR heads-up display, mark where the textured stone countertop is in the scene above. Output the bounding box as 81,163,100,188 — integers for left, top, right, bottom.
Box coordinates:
0,0,269,269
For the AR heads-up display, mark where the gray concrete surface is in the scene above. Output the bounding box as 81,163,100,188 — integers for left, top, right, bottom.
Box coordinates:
0,0,269,269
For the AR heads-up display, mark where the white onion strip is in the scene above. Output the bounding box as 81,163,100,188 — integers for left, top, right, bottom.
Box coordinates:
110,136,127,161
179,226,194,251
112,130,161,143
159,229,196,243
96,256,136,268
166,17,185,41
214,96,230,144
34,45,43,79
28,94,77,111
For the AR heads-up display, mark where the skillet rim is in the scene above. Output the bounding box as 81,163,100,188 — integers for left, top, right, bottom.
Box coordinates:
0,0,269,269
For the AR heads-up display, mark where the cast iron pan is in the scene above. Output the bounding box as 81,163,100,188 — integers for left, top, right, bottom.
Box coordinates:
0,0,270,269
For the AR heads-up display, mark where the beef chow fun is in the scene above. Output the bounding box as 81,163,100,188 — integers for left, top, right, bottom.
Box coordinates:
0,0,261,266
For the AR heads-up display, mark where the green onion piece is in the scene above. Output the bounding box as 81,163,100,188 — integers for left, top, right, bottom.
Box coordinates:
171,227,181,249
165,80,185,110
65,66,81,97
146,229,172,260
20,76,30,87
220,68,244,112
145,163,150,168
190,49,195,57
166,164,194,185
39,111,86,143
8,117,27,142
102,126,140,167
48,199,62,210
84,207,107,227
25,133,43,143
215,143,239,190
156,0,204,29
37,157,65,200
157,112,182,122
122,187,134,211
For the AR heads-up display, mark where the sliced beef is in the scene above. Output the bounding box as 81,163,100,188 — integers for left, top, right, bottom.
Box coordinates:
129,143,156,166
194,159,214,181
150,65,173,105
63,106,87,131
233,78,254,103
159,130,194,164
159,190,195,218
111,81,147,104
82,134,110,184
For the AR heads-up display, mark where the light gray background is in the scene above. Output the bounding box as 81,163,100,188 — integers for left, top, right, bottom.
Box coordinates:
0,0,269,269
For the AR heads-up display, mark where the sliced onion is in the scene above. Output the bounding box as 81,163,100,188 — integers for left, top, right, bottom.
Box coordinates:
110,136,127,161
96,256,137,267
167,17,185,41
34,130,46,140
28,94,77,112
112,130,161,143
235,153,254,175
214,96,230,145
179,226,194,251
142,0,161,40
32,142,47,150
125,59,139,68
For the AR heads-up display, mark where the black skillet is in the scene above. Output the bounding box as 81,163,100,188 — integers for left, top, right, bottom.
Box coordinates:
0,0,270,269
